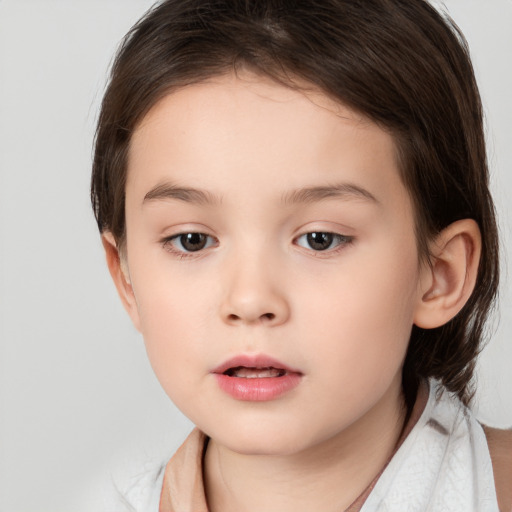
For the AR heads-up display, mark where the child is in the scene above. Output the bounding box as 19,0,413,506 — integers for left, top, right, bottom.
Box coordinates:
91,0,511,510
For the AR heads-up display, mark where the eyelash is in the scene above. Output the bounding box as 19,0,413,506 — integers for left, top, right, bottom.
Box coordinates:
295,232,353,255
161,232,218,259
161,231,354,258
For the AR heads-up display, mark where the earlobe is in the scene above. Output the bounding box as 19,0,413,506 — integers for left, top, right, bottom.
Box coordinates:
101,232,141,332
414,219,481,329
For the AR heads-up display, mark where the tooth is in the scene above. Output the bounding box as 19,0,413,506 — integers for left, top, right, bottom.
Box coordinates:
231,367,284,378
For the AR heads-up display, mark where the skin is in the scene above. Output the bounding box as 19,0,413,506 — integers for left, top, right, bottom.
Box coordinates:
103,72,482,511
483,426,512,510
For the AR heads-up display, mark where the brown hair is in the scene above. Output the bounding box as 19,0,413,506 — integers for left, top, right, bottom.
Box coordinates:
91,0,499,407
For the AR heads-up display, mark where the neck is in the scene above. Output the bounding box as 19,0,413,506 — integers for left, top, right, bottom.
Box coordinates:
204,377,408,512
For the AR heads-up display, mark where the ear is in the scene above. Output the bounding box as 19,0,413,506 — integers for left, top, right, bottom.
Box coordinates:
101,232,141,332
414,219,481,329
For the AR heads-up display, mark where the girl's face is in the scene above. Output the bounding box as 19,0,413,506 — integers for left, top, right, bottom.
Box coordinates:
122,73,427,455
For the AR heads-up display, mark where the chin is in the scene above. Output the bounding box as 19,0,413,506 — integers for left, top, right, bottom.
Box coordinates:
227,437,306,457
206,420,322,457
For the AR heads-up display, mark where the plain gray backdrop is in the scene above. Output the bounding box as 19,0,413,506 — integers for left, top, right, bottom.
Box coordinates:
0,1,511,511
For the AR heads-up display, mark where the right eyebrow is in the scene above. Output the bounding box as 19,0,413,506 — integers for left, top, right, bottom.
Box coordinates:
143,182,222,206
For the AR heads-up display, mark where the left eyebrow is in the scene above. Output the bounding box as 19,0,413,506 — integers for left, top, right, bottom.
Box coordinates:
281,182,379,205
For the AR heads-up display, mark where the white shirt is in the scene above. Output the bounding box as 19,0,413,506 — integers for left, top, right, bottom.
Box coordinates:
100,379,500,511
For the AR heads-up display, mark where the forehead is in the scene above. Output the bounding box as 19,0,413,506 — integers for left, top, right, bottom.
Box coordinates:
126,72,409,213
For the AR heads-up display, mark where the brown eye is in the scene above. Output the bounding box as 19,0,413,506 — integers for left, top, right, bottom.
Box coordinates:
166,232,215,253
296,232,352,252
180,233,208,251
306,232,334,251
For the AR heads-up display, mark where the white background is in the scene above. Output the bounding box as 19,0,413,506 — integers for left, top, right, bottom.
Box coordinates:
0,1,511,511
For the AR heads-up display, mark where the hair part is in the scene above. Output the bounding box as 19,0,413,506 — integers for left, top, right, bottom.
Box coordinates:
91,0,499,407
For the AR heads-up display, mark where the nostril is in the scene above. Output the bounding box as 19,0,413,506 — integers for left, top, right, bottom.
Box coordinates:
224,311,279,324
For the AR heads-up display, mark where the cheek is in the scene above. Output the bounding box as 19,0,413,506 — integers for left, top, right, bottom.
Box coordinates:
129,261,215,389
296,243,420,381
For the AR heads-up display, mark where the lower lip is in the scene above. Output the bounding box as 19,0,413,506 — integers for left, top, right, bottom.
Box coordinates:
214,373,302,401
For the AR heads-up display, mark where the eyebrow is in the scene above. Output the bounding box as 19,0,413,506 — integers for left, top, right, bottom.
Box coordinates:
281,182,379,205
143,183,222,206
143,181,378,206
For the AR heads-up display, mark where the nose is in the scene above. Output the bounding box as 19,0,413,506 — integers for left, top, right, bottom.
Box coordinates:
219,253,290,327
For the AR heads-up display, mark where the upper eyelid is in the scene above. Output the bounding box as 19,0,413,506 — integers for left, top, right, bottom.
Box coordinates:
161,230,215,241
161,229,352,241
294,232,353,245
295,232,352,238
160,228,216,242
162,228,349,238
166,232,217,243
293,228,353,240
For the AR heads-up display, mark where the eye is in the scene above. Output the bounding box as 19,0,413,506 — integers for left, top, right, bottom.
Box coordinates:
295,232,352,252
163,232,216,253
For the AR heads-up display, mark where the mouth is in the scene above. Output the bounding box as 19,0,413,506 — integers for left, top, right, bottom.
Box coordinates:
212,354,302,401
212,354,301,377
222,366,288,378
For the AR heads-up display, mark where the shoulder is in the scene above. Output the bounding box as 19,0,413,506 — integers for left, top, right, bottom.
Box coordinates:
104,459,167,512
124,461,166,509
82,458,167,512
484,425,512,470
483,425,512,512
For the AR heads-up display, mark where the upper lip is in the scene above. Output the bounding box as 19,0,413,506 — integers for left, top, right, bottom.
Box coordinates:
212,353,302,375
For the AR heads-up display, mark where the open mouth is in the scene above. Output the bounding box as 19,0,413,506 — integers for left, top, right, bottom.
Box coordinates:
223,366,287,378
213,356,302,400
